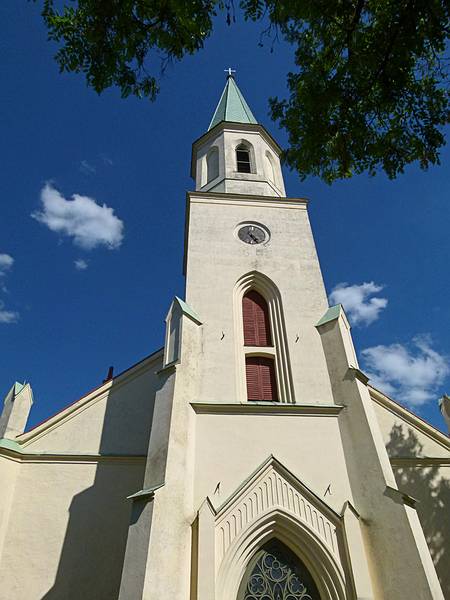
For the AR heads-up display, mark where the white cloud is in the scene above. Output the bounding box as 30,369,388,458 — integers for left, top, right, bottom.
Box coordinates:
32,184,124,250
329,282,387,326
0,254,14,275
0,301,19,324
0,255,19,323
100,154,113,166
362,335,449,406
74,259,88,271
80,160,96,175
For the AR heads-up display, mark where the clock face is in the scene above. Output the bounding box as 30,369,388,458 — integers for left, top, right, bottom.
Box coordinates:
238,224,267,245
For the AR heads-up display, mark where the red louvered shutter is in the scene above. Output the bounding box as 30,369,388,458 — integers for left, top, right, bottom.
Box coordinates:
246,357,261,401
242,291,271,346
243,294,257,346
246,357,278,401
260,357,278,401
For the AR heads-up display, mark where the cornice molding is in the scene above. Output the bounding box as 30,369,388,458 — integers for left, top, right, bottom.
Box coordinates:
187,190,308,210
0,448,146,464
390,457,450,467
190,402,343,416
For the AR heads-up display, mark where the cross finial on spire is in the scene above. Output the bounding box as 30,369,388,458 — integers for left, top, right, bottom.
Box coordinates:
224,67,236,78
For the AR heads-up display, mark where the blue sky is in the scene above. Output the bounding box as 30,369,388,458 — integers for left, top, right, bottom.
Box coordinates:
1,2,449,431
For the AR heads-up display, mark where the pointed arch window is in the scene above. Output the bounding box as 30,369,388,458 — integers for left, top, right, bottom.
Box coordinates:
236,144,251,173
238,539,321,600
235,272,294,404
242,290,271,346
242,289,278,401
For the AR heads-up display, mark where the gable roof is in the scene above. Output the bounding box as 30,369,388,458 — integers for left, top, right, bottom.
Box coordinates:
10,348,163,447
369,385,450,452
208,75,258,130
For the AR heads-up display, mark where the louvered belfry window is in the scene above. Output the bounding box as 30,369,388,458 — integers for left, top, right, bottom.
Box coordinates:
245,357,278,402
242,290,272,346
236,145,251,173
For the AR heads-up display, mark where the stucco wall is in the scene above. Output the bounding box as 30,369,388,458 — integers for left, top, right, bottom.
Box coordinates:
21,353,163,455
194,412,353,513
392,463,450,597
373,399,449,458
372,396,450,596
185,195,334,406
0,459,144,600
0,352,164,600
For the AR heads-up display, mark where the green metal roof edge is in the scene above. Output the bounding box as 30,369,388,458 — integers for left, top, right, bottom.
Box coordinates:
0,438,23,453
208,76,257,130
127,482,164,500
316,304,343,327
174,296,202,325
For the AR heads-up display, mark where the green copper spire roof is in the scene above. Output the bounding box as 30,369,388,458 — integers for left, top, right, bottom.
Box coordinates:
208,75,258,130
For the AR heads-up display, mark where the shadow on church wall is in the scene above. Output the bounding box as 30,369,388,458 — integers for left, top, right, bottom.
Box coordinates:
386,424,450,597
40,367,161,600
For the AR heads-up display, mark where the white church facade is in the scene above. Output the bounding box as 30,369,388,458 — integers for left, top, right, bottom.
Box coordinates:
0,75,449,600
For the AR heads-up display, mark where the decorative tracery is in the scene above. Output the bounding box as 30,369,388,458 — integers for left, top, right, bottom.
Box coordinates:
239,540,321,600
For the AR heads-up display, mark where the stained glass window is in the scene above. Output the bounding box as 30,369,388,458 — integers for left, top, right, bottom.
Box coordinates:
238,540,321,600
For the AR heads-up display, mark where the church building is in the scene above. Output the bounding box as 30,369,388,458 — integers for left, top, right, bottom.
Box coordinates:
0,74,449,600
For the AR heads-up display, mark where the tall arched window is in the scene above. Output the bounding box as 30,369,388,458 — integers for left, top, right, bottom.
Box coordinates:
243,290,271,346
236,144,251,173
238,539,321,600
243,290,277,401
206,147,219,182
235,272,294,404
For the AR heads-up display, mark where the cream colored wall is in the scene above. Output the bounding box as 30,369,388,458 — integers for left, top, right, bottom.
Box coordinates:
372,400,450,458
0,353,164,600
393,464,450,597
0,459,144,600
0,457,19,565
194,413,353,513
185,194,334,406
20,354,163,455
372,396,450,596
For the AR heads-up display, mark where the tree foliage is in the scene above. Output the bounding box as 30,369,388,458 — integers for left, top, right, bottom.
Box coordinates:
39,0,450,183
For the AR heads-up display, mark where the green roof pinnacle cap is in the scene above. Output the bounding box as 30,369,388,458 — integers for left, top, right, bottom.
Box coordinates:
208,74,258,130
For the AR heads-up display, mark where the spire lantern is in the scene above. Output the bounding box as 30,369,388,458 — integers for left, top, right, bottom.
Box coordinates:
191,74,285,197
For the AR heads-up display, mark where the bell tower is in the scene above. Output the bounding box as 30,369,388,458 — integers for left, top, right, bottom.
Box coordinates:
117,74,445,600
185,73,333,407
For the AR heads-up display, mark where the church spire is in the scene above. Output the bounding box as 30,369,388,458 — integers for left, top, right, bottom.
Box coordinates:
208,71,258,130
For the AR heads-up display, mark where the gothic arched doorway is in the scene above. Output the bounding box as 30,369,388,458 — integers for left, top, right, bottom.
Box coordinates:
238,539,322,600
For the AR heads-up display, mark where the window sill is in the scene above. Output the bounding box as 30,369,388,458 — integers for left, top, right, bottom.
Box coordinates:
244,346,275,356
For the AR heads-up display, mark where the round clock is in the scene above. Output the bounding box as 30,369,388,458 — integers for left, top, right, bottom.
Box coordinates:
238,224,268,245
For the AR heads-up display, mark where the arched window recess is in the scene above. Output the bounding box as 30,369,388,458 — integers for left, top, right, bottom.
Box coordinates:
265,151,277,187
206,146,219,183
234,272,294,404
